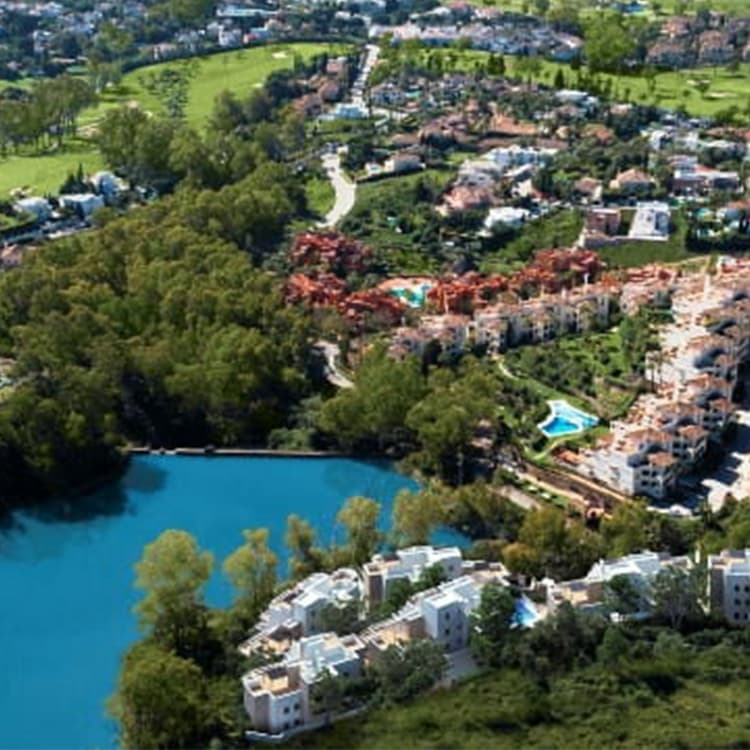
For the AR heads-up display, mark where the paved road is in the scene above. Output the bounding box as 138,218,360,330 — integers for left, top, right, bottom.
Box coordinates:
318,152,356,229
316,44,381,229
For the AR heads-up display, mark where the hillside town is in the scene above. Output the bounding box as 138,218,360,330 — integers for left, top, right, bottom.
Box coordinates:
6,0,750,749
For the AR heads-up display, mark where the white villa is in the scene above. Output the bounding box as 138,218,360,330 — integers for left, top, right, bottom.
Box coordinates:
362,545,463,605
242,632,367,736
240,568,362,656
363,566,509,656
241,550,516,739
546,550,692,618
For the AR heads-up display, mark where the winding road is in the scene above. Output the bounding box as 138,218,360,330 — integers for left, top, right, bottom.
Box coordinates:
316,44,381,229
318,151,356,228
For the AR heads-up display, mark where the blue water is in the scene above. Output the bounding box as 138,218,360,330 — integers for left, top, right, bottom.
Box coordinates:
539,400,598,438
0,455,453,750
514,596,540,628
390,284,431,308
542,415,584,437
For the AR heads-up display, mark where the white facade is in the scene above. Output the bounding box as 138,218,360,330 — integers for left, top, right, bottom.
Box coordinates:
14,197,51,221
363,545,463,604
579,270,750,499
59,193,105,218
628,201,670,241
362,566,510,655
242,632,366,735
547,550,691,617
708,549,750,624
241,569,362,656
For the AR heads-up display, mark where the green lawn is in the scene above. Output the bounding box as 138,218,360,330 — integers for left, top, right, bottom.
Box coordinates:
595,210,693,268
304,174,336,219
0,43,341,198
529,59,750,121
90,42,343,128
505,329,640,421
391,44,750,122
480,210,584,274
0,140,105,198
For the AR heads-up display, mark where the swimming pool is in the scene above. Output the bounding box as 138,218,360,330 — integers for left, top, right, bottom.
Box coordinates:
390,283,432,308
514,596,540,628
538,399,598,438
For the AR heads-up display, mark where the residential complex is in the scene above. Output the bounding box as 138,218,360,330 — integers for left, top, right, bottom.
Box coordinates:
363,566,510,656
577,260,750,500
240,548,514,739
243,631,367,735
240,543,750,740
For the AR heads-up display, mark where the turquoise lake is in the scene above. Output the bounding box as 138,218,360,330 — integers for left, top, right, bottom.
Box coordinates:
0,455,447,750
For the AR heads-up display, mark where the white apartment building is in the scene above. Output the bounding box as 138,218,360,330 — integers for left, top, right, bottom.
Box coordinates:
362,545,463,604
546,550,691,618
363,566,509,655
242,632,366,736
708,549,750,625
391,286,616,359
241,569,362,656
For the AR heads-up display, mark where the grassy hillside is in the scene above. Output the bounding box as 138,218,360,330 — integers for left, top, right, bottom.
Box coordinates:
289,664,750,750
0,43,340,198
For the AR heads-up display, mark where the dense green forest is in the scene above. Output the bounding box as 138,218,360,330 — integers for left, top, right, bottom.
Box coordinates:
0,191,313,509
0,60,339,511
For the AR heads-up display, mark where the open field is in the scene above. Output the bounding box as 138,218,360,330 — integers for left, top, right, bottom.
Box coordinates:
80,42,343,128
0,43,340,198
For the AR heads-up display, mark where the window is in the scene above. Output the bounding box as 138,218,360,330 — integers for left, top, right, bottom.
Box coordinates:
444,612,450,621
284,707,290,715
735,598,741,606
283,723,290,731
444,628,451,637
293,702,300,711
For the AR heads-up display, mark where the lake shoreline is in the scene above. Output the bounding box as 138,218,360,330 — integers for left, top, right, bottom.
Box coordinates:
127,446,350,458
